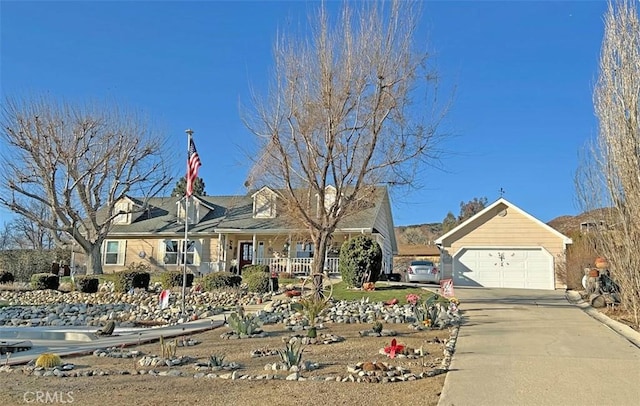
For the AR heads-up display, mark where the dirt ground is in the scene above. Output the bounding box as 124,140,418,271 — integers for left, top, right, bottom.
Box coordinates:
0,322,448,406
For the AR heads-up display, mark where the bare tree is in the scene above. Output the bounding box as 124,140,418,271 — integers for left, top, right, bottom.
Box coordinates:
244,0,448,283
0,221,16,250
11,202,55,250
400,228,428,245
0,96,172,274
576,0,640,327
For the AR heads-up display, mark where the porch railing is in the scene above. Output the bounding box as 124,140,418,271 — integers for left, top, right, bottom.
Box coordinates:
199,261,225,275
255,257,340,276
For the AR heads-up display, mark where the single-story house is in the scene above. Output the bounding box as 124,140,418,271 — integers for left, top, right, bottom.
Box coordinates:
435,198,572,290
99,186,398,277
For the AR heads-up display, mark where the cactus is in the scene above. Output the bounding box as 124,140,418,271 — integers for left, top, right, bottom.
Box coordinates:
35,353,62,368
208,354,225,367
372,320,383,334
159,335,177,359
278,341,304,369
227,310,263,336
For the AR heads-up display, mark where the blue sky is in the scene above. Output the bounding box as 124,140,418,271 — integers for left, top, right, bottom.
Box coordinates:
0,0,608,227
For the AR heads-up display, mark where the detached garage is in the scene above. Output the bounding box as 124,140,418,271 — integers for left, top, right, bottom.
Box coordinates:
435,198,572,290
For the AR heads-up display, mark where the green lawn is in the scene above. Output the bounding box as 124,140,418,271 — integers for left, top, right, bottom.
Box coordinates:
329,281,438,304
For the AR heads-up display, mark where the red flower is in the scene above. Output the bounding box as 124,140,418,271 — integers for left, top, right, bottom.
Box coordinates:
384,298,399,306
384,338,405,359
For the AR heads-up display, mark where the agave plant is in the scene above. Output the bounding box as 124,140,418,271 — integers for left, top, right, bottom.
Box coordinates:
208,354,225,367
278,342,304,368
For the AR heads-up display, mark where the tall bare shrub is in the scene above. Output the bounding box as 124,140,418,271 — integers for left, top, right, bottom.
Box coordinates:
576,0,640,327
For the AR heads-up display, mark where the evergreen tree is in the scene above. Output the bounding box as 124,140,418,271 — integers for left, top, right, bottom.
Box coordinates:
171,176,206,197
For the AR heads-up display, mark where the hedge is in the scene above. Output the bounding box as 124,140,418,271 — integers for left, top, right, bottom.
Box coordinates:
201,272,242,291
242,265,270,293
0,271,14,284
338,235,383,288
75,276,99,293
160,270,194,289
114,271,150,293
30,273,60,290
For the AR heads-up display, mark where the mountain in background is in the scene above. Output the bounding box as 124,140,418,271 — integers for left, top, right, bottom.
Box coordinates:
547,208,612,236
394,208,613,245
394,223,442,246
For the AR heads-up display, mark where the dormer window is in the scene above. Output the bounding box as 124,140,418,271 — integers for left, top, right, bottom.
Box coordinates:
252,187,277,218
317,185,340,217
113,201,131,225
177,199,200,224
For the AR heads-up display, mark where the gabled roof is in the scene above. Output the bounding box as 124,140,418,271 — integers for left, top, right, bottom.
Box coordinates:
106,186,393,237
435,198,572,245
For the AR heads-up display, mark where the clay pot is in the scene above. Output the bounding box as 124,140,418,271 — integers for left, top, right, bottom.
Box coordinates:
595,257,608,269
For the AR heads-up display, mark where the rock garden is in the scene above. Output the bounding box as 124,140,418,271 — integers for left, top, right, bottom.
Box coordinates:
0,264,461,405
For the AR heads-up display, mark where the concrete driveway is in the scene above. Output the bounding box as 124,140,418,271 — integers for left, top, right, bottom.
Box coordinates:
438,287,640,406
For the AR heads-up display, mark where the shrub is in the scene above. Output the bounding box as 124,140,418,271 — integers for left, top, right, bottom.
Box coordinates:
75,276,99,293
160,270,194,289
242,265,270,293
0,271,14,284
114,264,151,292
202,272,242,291
278,272,293,279
242,264,269,274
30,273,60,290
339,235,382,288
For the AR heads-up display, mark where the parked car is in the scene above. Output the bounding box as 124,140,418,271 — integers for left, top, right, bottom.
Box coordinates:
405,260,440,284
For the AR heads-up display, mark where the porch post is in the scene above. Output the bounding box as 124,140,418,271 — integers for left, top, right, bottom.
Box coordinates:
252,234,257,265
217,232,223,271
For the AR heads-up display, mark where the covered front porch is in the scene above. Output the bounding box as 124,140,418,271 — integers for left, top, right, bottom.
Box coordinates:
200,232,354,276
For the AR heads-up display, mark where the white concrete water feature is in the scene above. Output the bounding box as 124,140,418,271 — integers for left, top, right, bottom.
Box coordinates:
0,316,226,366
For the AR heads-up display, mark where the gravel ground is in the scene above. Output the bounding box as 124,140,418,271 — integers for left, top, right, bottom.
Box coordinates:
0,323,448,406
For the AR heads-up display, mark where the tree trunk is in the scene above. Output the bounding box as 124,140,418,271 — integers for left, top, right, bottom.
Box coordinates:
311,231,331,300
85,243,104,275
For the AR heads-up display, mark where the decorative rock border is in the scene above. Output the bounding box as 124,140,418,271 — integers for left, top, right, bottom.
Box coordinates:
358,329,397,337
137,355,195,367
263,360,320,372
93,347,143,359
285,333,344,345
193,361,241,372
250,348,280,358
220,331,268,340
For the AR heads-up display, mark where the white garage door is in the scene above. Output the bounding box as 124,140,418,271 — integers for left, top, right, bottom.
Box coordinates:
453,247,554,290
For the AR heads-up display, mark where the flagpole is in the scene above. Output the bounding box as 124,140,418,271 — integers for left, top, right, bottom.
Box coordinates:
181,128,193,320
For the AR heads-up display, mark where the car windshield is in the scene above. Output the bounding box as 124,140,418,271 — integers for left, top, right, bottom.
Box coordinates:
411,261,434,266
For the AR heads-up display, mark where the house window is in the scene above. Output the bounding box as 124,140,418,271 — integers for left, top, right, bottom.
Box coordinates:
295,242,314,258
113,202,130,224
177,200,199,225
164,240,196,265
104,240,125,265
253,192,276,218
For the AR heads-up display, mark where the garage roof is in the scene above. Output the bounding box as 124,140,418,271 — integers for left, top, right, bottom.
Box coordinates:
434,198,573,246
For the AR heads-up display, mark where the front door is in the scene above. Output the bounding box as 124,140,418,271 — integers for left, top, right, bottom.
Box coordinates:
239,242,253,271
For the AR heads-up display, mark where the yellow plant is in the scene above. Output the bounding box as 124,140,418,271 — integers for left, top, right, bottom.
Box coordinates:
35,353,62,368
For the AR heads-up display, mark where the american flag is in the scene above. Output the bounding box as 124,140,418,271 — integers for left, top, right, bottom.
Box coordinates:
186,138,202,197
